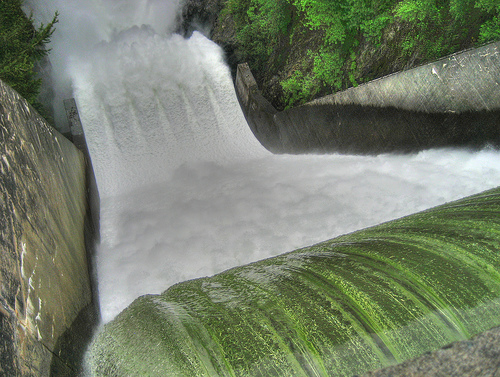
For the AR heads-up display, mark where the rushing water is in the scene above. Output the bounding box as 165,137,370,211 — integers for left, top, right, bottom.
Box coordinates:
28,0,500,329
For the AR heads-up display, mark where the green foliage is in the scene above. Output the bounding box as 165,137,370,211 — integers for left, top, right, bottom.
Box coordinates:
478,15,500,42
281,68,316,108
393,0,499,61
279,0,397,105
281,49,344,108
291,0,347,45
223,0,291,74
359,13,393,43
222,0,500,108
394,0,439,22
311,50,343,90
476,0,500,42
449,0,477,19
475,0,500,12
395,0,485,24
348,52,358,87
0,0,58,117
344,0,393,43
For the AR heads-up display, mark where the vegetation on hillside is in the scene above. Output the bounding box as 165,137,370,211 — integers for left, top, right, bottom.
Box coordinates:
0,0,57,118
218,0,500,109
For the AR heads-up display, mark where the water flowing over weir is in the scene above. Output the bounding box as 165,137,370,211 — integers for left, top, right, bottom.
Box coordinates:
27,0,500,373
72,28,266,195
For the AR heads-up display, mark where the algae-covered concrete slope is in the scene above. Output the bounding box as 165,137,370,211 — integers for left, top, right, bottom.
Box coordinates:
0,79,93,375
89,187,500,376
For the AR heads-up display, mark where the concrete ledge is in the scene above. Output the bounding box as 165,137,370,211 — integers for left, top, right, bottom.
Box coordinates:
315,42,500,113
64,98,100,241
235,63,280,152
274,104,500,154
236,42,500,154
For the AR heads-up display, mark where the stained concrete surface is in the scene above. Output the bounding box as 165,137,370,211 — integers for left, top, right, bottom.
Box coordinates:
0,79,94,376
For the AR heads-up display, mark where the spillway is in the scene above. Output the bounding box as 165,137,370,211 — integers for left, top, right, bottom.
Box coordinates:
26,0,500,374
29,0,500,324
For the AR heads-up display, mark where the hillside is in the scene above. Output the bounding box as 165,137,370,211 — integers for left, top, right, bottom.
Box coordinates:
181,0,500,110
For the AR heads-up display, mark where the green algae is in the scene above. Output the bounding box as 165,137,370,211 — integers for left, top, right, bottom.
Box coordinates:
89,187,500,376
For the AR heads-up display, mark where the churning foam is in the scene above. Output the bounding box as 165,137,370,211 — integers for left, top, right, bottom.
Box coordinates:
25,0,185,132
26,0,264,195
28,0,500,324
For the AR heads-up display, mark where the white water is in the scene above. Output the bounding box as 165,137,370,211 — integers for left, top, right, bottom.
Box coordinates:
28,0,500,324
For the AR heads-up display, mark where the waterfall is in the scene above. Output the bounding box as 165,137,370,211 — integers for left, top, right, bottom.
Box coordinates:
70,27,266,195
27,0,500,329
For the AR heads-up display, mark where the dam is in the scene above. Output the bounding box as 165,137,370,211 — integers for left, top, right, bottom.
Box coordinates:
16,0,500,375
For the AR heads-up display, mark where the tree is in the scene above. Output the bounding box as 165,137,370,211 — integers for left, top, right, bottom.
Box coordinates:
0,0,58,118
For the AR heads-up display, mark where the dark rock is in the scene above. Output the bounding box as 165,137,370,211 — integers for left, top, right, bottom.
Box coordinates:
176,0,223,38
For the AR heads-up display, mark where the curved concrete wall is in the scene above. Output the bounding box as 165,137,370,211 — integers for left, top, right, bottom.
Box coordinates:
236,41,500,154
0,79,94,376
88,186,500,376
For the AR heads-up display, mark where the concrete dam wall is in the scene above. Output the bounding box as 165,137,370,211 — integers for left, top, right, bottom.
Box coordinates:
237,41,500,154
0,79,96,376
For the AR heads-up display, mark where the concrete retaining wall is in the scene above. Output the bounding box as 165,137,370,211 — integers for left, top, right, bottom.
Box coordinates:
236,41,500,154
314,42,500,112
0,79,95,376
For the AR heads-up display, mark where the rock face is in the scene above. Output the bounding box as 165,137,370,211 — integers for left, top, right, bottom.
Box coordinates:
236,42,500,154
177,0,223,37
88,187,500,376
0,79,93,376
